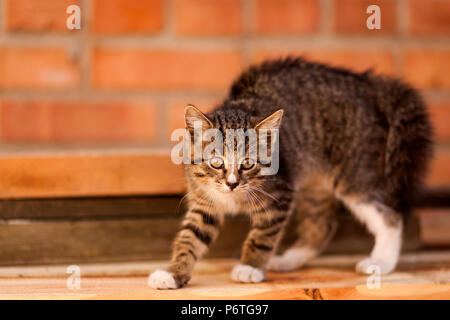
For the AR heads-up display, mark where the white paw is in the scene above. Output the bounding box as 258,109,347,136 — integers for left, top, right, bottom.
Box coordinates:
267,256,294,272
231,264,265,283
148,270,178,289
355,257,396,275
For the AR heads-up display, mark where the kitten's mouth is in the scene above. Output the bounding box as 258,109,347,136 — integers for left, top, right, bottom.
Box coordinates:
219,184,240,193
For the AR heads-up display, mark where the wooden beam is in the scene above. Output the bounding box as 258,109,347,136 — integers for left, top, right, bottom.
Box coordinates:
0,191,445,221
0,150,186,199
0,255,449,299
1,251,449,278
0,196,184,220
0,148,447,199
417,208,450,247
0,212,421,266
0,218,248,266
427,149,450,188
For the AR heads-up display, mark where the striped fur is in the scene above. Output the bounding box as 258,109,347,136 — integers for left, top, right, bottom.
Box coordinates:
150,57,432,288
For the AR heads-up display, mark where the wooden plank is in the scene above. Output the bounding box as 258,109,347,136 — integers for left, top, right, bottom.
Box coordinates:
427,149,450,188
0,250,450,279
0,192,446,220
1,280,449,300
0,148,446,199
2,251,449,278
417,208,450,247
416,189,450,207
0,212,421,266
0,196,184,220
0,257,449,299
0,218,249,266
0,150,186,199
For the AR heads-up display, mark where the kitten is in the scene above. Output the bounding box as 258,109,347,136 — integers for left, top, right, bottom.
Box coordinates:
149,57,432,289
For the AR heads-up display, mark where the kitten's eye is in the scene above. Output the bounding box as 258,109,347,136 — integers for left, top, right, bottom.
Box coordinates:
240,158,255,170
209,157,224,169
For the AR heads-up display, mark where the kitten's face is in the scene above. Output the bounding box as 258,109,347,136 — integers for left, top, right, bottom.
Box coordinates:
184,105,283,197
190,151,263,194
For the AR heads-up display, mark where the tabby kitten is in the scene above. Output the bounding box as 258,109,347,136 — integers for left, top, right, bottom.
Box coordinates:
149,57,432,289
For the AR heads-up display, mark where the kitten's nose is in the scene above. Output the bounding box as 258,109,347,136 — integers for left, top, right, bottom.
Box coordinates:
226,181,239,191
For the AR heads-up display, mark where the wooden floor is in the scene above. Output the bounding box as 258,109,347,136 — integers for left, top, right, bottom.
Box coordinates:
0,252,449,300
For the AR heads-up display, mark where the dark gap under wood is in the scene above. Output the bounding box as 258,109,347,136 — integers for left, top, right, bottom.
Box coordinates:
0,189,446,266
0,213,421,266
0,188,447,221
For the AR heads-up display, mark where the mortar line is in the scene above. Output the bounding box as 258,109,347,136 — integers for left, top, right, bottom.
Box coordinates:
2,34,449,49
150,0,173,148
1,90,226,99
320,0,333,35
164,0,175,37
3,88,449,106
395,0,409,78
80,0,91,99
240,0,254,67
0,0,5,34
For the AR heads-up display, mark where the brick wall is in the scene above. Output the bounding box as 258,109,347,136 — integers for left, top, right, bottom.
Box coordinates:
0,0,449,187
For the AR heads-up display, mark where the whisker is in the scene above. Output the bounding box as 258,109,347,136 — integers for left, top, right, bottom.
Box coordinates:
176,184,211,214
252,185,279,203
248,186,271,223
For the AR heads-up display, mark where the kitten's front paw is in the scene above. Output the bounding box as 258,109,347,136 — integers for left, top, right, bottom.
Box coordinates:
148,270,178,289
231,264,265,283
355,257,396,275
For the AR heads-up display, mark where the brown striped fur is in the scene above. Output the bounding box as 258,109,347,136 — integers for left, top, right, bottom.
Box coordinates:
155,57,432,288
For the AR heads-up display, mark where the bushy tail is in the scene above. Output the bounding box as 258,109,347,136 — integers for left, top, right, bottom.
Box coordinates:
383,84,433,213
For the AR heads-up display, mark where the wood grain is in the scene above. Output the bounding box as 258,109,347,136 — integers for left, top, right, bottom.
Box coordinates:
0,212,421,266
0,196,184,220
0,149,447,199
0,151,185,199
418,208,450,246
0,218,249,266
0,256,449,299
0,192,444,220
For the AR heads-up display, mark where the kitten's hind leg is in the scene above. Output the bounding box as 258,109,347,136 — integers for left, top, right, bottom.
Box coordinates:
268,195,339,272
340,197,402,275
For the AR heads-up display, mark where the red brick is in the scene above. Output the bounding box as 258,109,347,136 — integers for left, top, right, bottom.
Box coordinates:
92,48,242,92
404,49,450,90
167,98,221,138
0,47,79,90
427,148,450,187
251,48,395,75
175,0,242,36
254,0,320,34
92,0,163,34
409,0,450,36
1,100,157,143
334,0,396,35
428,100,450,143
5,0,80,32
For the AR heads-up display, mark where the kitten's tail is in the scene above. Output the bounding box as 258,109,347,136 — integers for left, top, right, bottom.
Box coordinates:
383,84,433,213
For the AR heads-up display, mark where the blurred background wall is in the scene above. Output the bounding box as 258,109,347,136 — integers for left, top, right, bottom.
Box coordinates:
0,0,449,186
0,0,449,265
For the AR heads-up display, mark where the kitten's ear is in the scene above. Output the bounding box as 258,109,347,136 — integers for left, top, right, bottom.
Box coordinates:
255,109,284,131
184,105,213,133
